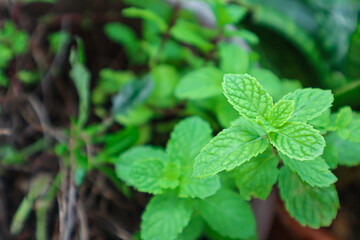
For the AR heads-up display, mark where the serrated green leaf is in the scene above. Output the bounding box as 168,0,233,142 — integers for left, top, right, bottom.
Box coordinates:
193,118,269,177
198,189,256,239
175,67,223,100
130,159,165,194
167,117,212,166
141,193,193,240
325,132,360,166
278,167,339,228
115,146,167,185
281,154,337,187
223,73,273,122
219,43,248,74
282,88,334,122
336,106,352,129
268,100,294,128
176,215,204,240
179,175,220,199
269,122,325,160
234,148,279,200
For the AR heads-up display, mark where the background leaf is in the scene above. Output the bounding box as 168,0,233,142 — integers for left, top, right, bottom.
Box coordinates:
219,43,249,74
234,148,279,200
278,166,339,228
141,193,193,240
175,67,223,100
198,189,256,239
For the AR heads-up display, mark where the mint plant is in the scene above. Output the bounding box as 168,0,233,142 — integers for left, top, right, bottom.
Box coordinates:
193,73,340,228
115,117,256,240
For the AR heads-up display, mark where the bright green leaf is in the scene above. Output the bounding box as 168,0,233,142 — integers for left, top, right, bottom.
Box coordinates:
278,167,339,228
175,67,223,100
141,193,193,240
193,118,269,177
130,159,165,194
282,88,334,122
234,148,279,200
269,122,325,160
115,146,167,185
268,100,294,128
176,215,204,240
198,189,256,239
223,73,273,122
281,154,337,187
179,175,220,199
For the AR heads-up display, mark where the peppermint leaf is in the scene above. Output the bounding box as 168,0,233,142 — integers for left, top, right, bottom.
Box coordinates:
193,118,269,177
282,88,333,122
281,154,337,187
175,67,223,100
179,175,220,199
141,193,193,240
115,146,167,185
198,189,256,239
176,215,204,240
268,100,294,128
223,73,273,122
234,148,279,200
269,122,325,160
278,167,339,228
130,159,165,194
